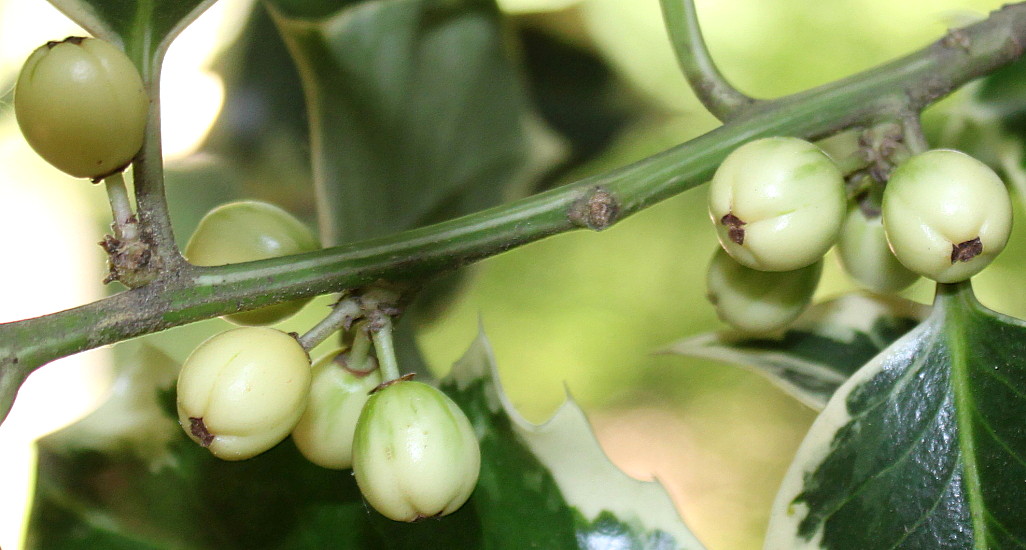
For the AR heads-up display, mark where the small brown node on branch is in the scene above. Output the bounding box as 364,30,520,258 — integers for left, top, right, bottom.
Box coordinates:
720,213,746,245
951,237,983,263
189,417,214,447
568,187,620,231
942,28,972,52
99,228,160,287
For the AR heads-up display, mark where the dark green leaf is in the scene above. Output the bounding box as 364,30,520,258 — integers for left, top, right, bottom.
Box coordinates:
266,0,543,245
44,0,215,65
666,294,926,410
514,24,635,191
766,282,1026,548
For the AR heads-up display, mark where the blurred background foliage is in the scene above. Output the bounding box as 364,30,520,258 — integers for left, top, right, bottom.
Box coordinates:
0,0,1023,548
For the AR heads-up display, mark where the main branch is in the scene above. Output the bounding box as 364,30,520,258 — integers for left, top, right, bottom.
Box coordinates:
1,4,1025,423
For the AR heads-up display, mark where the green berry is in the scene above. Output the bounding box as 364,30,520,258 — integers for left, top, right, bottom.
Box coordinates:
177,327,312,461
292,348,382,470
837,204,919,293
15,37,148,179
706,247,822,334
185,201,320,325
882,149,1012,283
708,137,846,271
352,380,480,522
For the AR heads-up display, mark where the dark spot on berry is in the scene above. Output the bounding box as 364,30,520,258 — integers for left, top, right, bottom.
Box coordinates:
720,213,746,245
189,417,214,447
951,237,983,263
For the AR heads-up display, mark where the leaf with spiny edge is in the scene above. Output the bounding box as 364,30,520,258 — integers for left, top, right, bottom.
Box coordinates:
666,294,926,410
765,282,1026,548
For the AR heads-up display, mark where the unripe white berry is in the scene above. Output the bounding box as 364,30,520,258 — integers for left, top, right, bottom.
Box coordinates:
185,201,320,326
15,37,148,179
706,247,822,334
291,349,382,470
837,204,919,293
352,380,480,522
177,327,312,461
882,149,1012,283
708,137,846,271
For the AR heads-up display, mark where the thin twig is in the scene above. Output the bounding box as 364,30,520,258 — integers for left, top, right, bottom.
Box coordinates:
104,172,138,241
369,316,401,382
297,297,362,351
901,114,931,155
659,0,757,120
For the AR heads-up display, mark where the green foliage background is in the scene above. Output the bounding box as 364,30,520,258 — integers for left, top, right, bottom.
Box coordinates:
2,0,1025,548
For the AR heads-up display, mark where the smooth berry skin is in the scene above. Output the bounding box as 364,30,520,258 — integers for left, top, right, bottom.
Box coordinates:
706,247,822,334
708,137,846,272
185,201,320,325
292,349,382,470
837,205,920,294
882,149,1012,283
15,37,148,179
352,380,480,522
176,327,312,461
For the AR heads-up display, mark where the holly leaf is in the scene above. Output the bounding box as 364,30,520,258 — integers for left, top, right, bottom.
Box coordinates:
665,294,926,410
442,329,704,548
265,0,550,245
27,330,701,548
43,0,215,63
765,282,1026,548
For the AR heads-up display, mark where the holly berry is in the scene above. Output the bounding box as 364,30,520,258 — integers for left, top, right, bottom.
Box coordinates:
185,201,320,325
15,37,148,179
708,137,846,271
706,247,822,334
882,149,1012,283
291,348,382,470
352,380,480,522
176,327,312,461
837,204,919,293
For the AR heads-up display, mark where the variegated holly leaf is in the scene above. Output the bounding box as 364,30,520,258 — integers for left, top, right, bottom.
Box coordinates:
666,294,927,410
765,282,1026,548
442,329,704,548
27,330,702,548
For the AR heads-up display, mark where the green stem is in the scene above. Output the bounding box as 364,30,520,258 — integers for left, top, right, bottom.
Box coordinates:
370,317,401,382
346,325,375,374
659,0,756,120
1,3,1026,424
297,297,362,351
129,43,186,273
901,114,931,155
104,172,138,241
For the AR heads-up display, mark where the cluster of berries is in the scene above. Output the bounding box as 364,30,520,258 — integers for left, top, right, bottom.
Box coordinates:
705,136,1012,333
